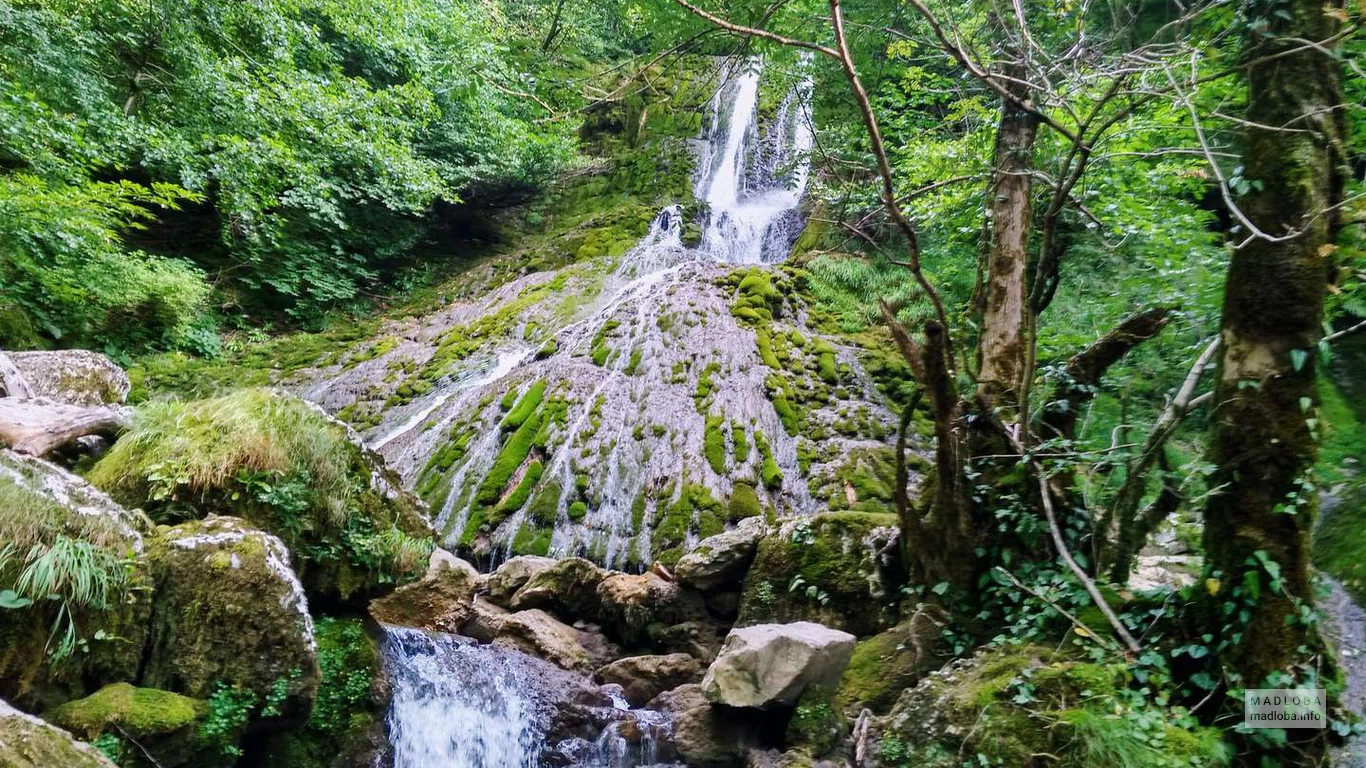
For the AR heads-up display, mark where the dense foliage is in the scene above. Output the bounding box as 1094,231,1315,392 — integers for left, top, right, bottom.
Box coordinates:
0,0,603,354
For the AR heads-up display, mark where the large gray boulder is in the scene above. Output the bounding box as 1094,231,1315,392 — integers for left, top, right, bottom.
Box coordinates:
0,699,117,768
487,555,556,606
675,517,766,591
9,350,129,406
701,622,855,708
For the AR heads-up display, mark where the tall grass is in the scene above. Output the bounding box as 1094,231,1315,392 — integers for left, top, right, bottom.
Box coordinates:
0,477,134,660
89,388,354,527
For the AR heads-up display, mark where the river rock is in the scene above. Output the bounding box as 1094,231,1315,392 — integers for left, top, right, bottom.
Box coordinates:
9,350,129,406
594,653,701,706
462,596,512,642
675,517,767,591
494,609,593,672
701,622,856,708
142,516,320,712
368,552,479,632
0,699,117,768
595,572,707,646
509,557,606,617
487,555,556,606
647,684,765,767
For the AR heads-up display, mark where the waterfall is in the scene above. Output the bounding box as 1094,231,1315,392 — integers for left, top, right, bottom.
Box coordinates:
382,625,673,768
384,627,541,768
695,59,814,265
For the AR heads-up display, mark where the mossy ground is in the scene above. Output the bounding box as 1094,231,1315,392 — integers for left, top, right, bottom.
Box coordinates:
877,646,1229,768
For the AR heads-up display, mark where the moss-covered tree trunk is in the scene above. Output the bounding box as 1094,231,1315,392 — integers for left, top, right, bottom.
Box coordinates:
1204,0,1345,692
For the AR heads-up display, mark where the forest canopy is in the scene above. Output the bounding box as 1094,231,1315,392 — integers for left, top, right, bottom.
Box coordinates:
0,0,637,353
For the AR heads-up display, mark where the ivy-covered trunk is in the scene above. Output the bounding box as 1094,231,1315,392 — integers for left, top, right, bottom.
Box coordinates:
1204,0,1345,695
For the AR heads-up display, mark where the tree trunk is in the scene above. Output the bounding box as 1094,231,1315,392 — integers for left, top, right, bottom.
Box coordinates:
977,65,1039,413
1204,0,1345,693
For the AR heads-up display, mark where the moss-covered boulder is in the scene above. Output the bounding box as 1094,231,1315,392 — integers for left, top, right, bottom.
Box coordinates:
737,513,902,636
0,699,117,768
871,646,1230,768
141,516,320,716
0,450,153,710
87,389,434,603
675,517,767,591
838,608,949,713
487,554,557,605
50,684,210,768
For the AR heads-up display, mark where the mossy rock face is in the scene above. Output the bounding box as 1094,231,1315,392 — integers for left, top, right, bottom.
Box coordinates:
873,646,1230,768
736,512,903,636
88,389,434,603
141,516,320,714
51,684,212,768
255,616,389,768
838,609,949,713
0,699,117,768
785,685,846,758
0,450,154,711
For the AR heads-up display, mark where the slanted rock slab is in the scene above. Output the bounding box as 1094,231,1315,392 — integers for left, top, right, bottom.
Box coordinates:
675,517,766,591
701,622,855,708
0,699,117,768
487,554,556,606
369,552,479,633
493,608,593,673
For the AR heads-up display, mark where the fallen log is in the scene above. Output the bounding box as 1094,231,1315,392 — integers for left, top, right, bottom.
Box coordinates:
0,398,128,457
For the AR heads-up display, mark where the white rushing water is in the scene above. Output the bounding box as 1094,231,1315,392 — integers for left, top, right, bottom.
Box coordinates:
384,627,541,768
383,625,673,768
695,61,815,265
